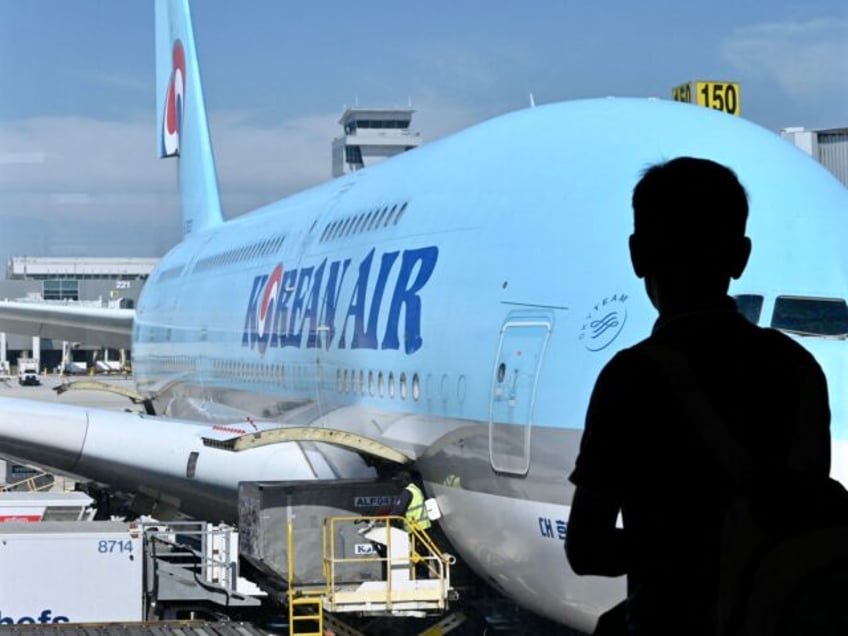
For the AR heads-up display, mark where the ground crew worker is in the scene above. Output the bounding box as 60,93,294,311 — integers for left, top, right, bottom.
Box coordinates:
388,471,432,578
390,471,432,533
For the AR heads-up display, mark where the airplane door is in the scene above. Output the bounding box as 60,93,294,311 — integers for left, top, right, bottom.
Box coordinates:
488,312,552,475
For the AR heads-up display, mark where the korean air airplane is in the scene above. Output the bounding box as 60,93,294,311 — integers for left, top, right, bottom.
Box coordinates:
0,0,847,631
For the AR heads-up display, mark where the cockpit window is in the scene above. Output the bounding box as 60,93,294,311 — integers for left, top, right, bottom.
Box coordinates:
771,296,848,337
734,294,763,325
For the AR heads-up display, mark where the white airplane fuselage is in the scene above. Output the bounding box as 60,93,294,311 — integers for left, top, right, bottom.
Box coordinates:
126,98,848,629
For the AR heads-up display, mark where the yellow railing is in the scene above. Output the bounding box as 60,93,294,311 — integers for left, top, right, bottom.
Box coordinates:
287,518,324,636
322,515,450,612
286,514,453,629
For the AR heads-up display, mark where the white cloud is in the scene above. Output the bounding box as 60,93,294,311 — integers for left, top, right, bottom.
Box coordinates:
209,111,338,194
0,99,495,260
722,18,848,100
0,111,342,226
73,71,148,93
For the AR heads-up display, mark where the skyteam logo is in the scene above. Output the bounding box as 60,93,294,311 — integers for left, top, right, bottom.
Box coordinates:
242,246,438,355
579,293,628,351
161,40,186,157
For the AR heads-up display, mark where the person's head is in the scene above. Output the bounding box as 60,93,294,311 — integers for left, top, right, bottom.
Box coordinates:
629,157,751,311
395,470,412,485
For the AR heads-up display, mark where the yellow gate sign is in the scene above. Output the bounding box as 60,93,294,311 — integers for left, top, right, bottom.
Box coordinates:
672,81,741,116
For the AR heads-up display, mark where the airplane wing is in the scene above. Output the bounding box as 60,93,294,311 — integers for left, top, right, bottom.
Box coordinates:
0,301,133,349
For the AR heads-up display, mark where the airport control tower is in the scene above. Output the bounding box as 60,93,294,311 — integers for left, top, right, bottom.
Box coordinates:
332,108,422,177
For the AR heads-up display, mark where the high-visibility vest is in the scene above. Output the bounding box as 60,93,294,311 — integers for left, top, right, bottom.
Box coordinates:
404,483,431,531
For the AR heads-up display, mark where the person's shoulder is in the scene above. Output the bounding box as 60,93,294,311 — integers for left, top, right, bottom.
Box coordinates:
608,337,653,364
752,324,821,366
591,339,654,389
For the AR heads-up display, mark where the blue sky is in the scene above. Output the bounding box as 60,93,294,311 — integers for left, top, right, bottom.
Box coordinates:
0,1,846,266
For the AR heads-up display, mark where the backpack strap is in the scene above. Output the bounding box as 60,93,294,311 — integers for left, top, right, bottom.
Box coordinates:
643,344,758,489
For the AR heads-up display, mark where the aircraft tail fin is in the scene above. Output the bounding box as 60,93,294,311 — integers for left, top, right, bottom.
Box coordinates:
155,0,223,236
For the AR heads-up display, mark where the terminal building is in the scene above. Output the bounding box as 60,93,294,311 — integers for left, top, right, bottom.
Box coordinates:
781,126,848,188
0,256,157,373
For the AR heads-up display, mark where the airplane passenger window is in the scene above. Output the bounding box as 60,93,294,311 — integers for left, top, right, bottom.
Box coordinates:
378,372,385,398
359,370,365,394
388,372,395,399
367,209,380,231
399,372,407,400
393,202,407,225
734,294,764,325
771,296,848,337
368,370,375,396
412,373,420,401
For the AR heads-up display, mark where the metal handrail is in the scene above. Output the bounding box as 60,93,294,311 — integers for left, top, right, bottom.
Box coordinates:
322,515,452,612
139,520,237,590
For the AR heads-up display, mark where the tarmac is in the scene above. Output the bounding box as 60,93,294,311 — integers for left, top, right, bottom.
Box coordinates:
0,373,139,410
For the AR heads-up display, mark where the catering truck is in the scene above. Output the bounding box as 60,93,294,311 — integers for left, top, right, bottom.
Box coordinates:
16,358,40,386
0,521,143,623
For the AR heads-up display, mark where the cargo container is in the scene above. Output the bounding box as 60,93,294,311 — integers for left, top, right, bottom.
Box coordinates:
239,479,403,586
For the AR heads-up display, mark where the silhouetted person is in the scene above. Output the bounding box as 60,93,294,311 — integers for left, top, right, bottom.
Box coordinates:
565,157,831,635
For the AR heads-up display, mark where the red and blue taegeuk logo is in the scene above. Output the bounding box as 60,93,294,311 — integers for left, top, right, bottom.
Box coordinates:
161,40,186,157
255,264,284,355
